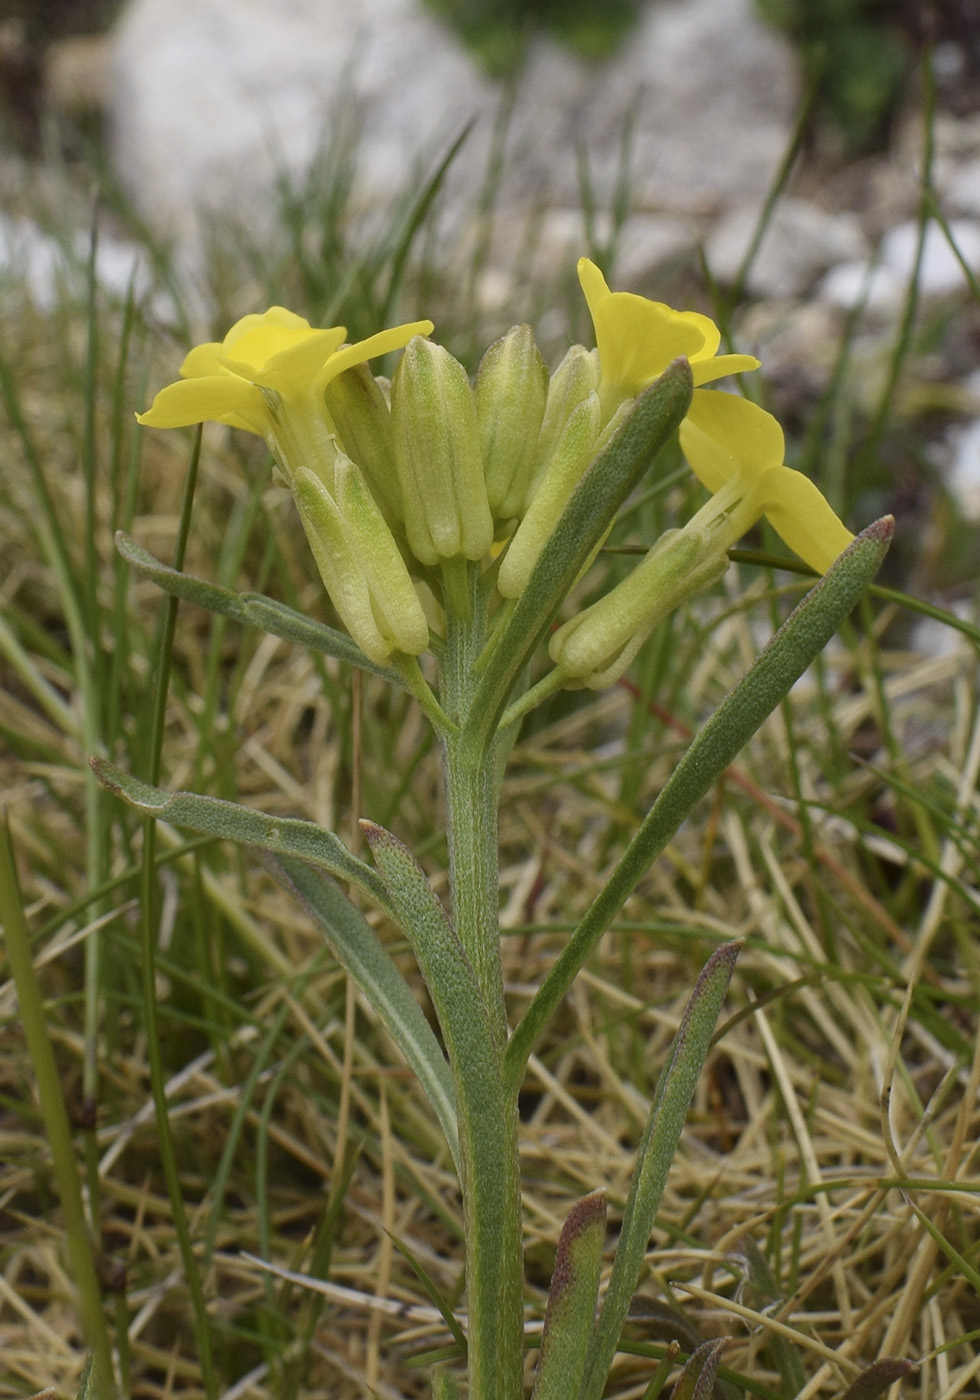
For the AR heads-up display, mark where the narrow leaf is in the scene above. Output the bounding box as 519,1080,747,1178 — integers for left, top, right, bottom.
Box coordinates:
360,821,495,1066
581,943,740,1400
91,757,393,915
531,1191,606,1400
271,854,459,1169
470,361,693,744
670,1338,731,1400
115,530,405,683
506,517,893,1086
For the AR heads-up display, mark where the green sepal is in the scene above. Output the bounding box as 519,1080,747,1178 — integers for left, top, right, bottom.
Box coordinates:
470,359,693,745
580,944,740,1400
475,323,549,521
323,361,403,526
505,516,894,1084
91,757,394,916
114,531,406,684
391,338,493,566
269,855,459,1171
531,1191,606,1400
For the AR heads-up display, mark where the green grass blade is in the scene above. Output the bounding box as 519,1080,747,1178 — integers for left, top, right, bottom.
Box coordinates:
0,821,117,1399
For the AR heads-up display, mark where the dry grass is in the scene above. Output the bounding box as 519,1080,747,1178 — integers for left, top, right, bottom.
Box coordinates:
1,114,980,1400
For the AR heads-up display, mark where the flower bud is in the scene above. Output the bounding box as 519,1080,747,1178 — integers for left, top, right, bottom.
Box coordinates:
549,527,728,689
322,362,403,527
391,337,493,567
523,344,600,507
496,391,602,598
292,459,429,664
474,324,548,522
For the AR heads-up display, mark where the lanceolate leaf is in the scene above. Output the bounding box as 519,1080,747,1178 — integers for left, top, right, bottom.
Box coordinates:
91,757,393,915
272,854,459,1170
580,943,740,1400
669,1338,731,1400
115,531,406,683
505,517,893,1087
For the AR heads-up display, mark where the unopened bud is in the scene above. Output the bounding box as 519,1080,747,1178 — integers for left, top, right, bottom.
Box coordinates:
323,362,402,526
549,527,728,689
497,391,602,599
292,460,428,663
475,324,548,522
523,345,600,507
391,337,493,567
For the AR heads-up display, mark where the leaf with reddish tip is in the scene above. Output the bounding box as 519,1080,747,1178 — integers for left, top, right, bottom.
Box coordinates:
531,1192,607,1400
837,1358,915,1400
670,1338,731,1400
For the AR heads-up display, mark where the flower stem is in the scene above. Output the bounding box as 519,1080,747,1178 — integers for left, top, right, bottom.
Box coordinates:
438,564,525,1399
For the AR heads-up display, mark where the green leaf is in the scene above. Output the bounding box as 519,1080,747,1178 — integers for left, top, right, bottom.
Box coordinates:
271,855,459,1170
669,1338,731,1400
531,1191,606,1400
505,516,893,1086
114,531,406,683
470,361,693,744
580,942,740,1400
91,757,393,915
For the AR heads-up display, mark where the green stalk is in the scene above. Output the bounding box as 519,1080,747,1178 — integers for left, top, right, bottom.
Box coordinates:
433,565,524,1398
0,821,117,1399
444,735,524,1399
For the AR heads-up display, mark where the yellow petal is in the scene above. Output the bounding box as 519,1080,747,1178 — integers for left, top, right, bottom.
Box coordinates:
325,321,436,381
179,341,225,377
579,258,725,402
223,306,315,352
691,352,761,386
681,389,785,491
243,327,347,392
759,467,855,572
136,375,268,435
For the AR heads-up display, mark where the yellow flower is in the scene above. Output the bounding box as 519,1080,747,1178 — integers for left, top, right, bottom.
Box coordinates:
137,306,434,663
679,390,854,572
137,306,433,490
578,258,759,422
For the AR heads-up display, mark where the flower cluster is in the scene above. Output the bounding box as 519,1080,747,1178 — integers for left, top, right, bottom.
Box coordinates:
138,259,853,686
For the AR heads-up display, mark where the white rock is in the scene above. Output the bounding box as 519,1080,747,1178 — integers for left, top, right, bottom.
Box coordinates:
945,415,980,523
818,259,905,315
108,0,797,275
0,211,163,313
704,197,868,298
941,155,980,216
883,218,980,296
820,218,980,312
